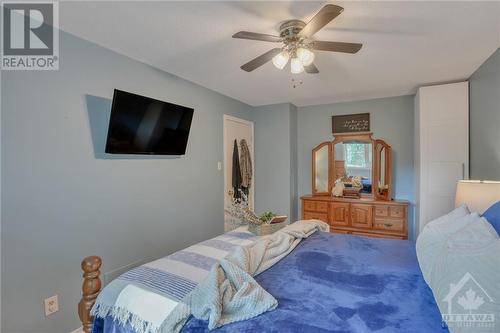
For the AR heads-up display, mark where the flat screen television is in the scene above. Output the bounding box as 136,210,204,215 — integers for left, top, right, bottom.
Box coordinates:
105,89,194,155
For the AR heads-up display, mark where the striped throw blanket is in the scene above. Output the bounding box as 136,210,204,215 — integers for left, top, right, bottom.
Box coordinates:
91,227,261,333
92,221,329,333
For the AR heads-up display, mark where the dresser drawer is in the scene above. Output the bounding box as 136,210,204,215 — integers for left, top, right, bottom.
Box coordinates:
303,200,328,213
375,205,405,219
374,205,389,217
374,218,404,232
390,206,404,218
316,202,328,213
303,201,316,212
304,212,328,222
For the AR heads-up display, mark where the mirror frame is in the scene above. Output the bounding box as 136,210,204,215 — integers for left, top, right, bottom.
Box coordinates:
311,133,393,200
312,141,333,196
331,133,376,198
374,139,392,201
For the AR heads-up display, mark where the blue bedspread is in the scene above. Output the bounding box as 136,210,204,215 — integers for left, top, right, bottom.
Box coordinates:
94,232,447,333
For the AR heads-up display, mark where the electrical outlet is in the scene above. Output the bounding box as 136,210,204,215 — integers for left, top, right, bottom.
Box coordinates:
217,161,222,171
44,295,59,316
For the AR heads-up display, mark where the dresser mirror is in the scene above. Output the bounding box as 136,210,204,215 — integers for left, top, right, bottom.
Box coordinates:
312,133,392,200
374,139,392,201
334,141,373,194
312,142,332,195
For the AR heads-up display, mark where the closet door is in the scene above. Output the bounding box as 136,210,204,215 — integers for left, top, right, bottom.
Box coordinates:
416,82,469,234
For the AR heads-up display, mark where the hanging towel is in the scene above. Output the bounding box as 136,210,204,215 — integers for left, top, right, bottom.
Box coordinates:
239,139,253,196
232,139,242,199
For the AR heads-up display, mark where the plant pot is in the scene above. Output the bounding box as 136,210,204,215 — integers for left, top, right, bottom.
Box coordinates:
248,216,288,236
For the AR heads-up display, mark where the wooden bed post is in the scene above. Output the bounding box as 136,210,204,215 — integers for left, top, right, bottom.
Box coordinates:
78,256,102,333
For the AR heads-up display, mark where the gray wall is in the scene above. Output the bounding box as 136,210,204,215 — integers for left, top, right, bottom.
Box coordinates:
297,96,416,238
253,103,297,221
469,48,500,180
1,30,253,333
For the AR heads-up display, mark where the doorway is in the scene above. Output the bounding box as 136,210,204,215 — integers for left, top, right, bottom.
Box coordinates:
223,115,254,231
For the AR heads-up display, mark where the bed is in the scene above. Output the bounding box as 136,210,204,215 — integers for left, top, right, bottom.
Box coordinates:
85,231,447,333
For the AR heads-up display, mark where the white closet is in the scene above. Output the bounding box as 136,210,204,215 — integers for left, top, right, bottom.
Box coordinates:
415,82,469,235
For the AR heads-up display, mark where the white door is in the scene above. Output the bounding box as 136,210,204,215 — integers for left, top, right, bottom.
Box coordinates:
416,82,469,233
223,115,254,231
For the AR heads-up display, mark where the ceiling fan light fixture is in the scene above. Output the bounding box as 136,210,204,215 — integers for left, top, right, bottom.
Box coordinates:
290,57,304,74
233,5,362,74
272,51,290,69
296,47,315,66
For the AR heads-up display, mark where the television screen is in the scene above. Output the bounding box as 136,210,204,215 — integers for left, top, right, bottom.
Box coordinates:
105,89,194,155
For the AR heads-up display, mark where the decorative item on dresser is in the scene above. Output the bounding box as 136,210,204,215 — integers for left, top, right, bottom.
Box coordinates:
303,132,409,239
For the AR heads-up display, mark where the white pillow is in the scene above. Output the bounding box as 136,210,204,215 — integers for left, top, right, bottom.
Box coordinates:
416,206,469,265
421,204,470,233
446,217,499,251
416,212,480,283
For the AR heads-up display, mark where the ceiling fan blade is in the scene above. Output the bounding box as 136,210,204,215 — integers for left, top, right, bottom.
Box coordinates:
298,4,344,38
312,41,362,53
304,63,319,74
240,48,282,72
232,31,282,43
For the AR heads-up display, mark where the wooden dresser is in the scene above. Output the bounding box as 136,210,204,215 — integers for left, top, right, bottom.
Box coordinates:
301,195,409,239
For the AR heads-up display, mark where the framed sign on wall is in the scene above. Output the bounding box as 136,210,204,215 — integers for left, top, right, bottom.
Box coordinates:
332,113,370,134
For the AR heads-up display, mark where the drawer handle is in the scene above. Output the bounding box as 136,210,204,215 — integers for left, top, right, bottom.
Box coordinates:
384,223,393,227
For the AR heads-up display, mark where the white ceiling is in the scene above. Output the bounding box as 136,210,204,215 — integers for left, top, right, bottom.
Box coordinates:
60,1,500,107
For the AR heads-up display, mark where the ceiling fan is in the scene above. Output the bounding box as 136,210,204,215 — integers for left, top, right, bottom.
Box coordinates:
232,4,362,74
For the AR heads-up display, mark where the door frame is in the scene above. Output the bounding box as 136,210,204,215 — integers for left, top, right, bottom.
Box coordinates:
223,115,255,213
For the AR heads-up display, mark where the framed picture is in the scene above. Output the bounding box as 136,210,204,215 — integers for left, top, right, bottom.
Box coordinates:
332,113,370,134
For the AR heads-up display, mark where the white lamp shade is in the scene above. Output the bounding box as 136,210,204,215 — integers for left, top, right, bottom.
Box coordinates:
272,51,289,70
290,57,304,74
455,180,500,214
296,48,315,66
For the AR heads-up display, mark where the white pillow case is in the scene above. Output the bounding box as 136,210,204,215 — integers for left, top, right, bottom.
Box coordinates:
416,210,479,283
421,204,470,233
416,205,470,271
429,216,499,284
446,216,499,251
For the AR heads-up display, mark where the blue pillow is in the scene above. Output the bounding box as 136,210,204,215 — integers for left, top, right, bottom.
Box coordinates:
482,201,500,236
